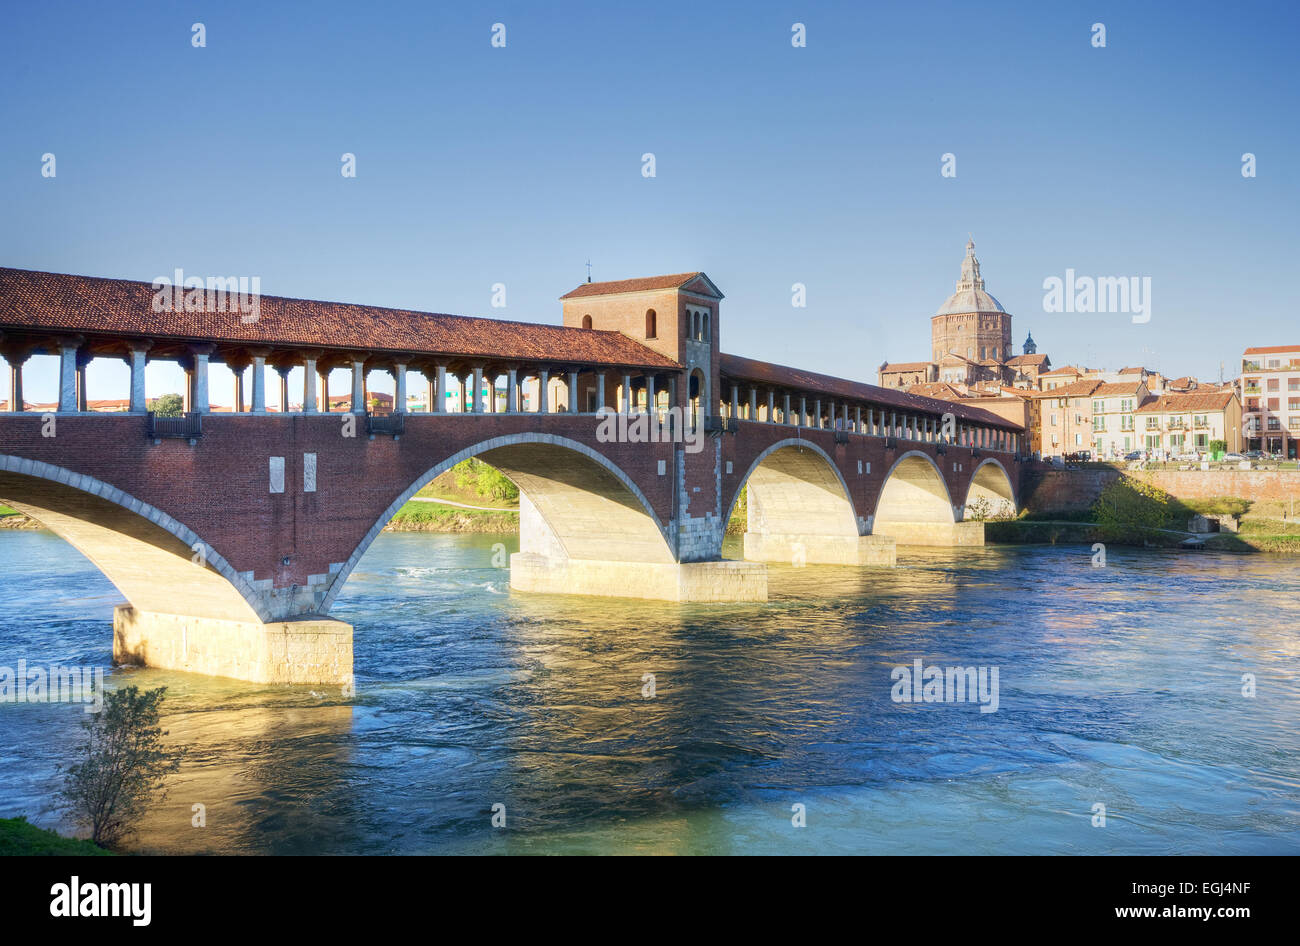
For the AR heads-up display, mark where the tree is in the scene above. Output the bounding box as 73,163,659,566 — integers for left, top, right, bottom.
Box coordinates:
150,393,184,417
60,686,182,848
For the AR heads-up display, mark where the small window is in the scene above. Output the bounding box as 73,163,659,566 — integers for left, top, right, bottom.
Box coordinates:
645,309,657,338
702,312,709,341
581,315,592,330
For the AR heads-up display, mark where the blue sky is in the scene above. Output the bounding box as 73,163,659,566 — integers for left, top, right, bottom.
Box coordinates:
2,0,1297,402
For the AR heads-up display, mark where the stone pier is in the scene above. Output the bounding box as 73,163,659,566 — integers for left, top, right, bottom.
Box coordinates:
509,553,767,602
112,605,354,686
743,532,896,566
871,521,985,547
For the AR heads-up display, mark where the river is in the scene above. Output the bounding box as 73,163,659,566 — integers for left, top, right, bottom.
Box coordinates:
1,529,1297,854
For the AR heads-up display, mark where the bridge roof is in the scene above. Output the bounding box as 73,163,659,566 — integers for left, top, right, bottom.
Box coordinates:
0,267,680,370
719,352,1023,429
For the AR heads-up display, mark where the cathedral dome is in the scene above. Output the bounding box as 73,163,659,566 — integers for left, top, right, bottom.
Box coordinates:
935,239,1006,315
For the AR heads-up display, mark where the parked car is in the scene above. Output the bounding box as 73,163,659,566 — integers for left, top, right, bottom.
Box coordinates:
1223,452,1246,461
1243,450,1264,460
1123,451,1144,461
1176,451,1201,462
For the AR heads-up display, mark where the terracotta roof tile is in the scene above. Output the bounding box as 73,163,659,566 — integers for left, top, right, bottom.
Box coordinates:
1243,344,1300,355
559,272,705,299
0,267,679,370
1136,391,1236,413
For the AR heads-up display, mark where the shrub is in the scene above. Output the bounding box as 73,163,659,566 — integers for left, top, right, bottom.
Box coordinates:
1092,476,1177,530
60,686,182,848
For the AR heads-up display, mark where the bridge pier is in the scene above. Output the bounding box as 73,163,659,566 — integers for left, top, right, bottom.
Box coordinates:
871,521,985,547
743,532,896,566
509,553,767,602
112,606,354,687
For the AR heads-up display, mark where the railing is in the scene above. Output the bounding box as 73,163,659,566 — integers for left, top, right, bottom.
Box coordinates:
703,415,738,434
146,411,202,440
365,411,405,438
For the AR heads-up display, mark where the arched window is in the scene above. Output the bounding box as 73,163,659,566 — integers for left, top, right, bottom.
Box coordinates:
645,309,657,338
702,312,709,341
581,315,592,330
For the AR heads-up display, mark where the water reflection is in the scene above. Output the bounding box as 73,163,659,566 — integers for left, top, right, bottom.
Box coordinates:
0,529,1297,854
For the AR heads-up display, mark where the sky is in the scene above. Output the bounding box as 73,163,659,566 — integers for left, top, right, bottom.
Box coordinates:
2,0,1297,403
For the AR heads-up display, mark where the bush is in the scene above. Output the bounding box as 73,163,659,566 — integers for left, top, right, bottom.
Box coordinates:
1092,476,1177,530
452,459,519,503
60,686,182,848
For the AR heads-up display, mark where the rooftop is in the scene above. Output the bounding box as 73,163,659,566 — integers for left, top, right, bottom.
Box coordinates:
721,352,1022,429
559,272,720,300
0,266,680,370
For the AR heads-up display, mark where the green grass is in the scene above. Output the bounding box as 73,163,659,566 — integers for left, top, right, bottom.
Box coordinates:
0,816,114,856
388,501,518,532
0,504,18,517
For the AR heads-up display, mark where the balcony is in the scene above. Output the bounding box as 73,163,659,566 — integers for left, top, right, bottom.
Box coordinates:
146,411,202,441
365,411,405,438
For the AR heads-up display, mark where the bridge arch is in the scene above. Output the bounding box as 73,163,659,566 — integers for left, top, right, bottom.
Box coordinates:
963,457,1017,519
726,439,858,538
872,450,956,527
320,433,674,610
0,454,269,623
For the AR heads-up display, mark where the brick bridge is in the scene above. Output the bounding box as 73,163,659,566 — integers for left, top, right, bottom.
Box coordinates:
0,268,1025,685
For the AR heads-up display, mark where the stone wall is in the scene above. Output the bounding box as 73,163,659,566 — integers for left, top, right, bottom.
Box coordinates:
1020,466,1300,514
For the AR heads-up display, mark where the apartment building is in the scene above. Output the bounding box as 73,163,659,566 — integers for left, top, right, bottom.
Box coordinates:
1088,380,1149,458
1240,344,1300,458
1026,379,1101,457
1135,391,1243,456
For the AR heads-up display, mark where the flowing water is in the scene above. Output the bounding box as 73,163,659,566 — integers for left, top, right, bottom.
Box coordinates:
1,528,1297,855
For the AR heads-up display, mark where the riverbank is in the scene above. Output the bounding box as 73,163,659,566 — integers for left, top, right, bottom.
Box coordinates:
385,501,518,533
0,817,113,855
985,517,1300,553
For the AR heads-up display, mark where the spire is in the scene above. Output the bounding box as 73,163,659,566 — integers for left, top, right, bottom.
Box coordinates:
1023,330,1037,355
956,238,984,292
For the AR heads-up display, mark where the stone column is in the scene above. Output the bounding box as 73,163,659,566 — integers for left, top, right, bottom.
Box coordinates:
621,374,631,414
394,362,408,413
798,396,807,427
471,366,483,413
350,358,366,412
855,405,861,433
767,390,776,423
538,369,550,413
75,349,92,412
190,345,213,413
644,374,655,417
319,365,332,412
569,369,580,413
250,351,269,413
434,364,447,413
784,393,792,425
5,351,29,412
507,368,518,412
276,365,291,413
302,354,319,413
595,372,606,411
730,384,739,420
126,342,151,413
58,337,82,412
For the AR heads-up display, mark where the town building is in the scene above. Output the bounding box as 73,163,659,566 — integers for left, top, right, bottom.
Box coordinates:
1240,344,1300,458
1135,391,1243,457
1088,381,1149,458
1024,379,1103,458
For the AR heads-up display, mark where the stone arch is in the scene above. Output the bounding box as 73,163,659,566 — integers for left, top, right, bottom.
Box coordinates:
0,454,269,623
873,450,956,526
725,439,858,537
963,457,1017,519
320,433,674,611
